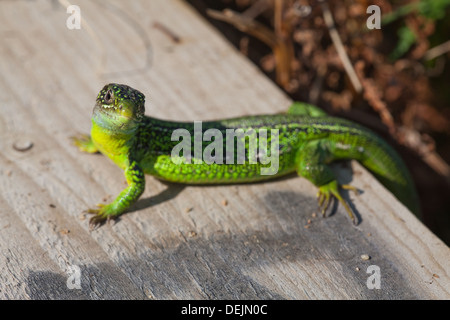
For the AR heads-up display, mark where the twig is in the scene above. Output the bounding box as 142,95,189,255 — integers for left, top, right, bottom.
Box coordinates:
241,0,271,20
320,0,363,94
153,21,181,43
355,61,396,135
399,127,450,183
273,0,295,89
424,40,450,61
207,5,295,90
206,9,277,47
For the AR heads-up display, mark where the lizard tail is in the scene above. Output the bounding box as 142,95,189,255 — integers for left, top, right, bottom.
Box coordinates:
358,134,421,218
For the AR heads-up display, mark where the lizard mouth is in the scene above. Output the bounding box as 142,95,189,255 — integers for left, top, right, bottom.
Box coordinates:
95,101,117,113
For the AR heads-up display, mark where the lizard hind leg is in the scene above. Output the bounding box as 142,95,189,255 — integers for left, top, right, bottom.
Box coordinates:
287,102,327,117
296,140,359,224
317,180,359,224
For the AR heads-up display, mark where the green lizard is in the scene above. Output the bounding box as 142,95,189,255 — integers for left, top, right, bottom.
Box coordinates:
73,83,420,228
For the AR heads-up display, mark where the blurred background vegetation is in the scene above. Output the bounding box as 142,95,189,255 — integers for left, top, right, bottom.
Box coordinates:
186,0,450,243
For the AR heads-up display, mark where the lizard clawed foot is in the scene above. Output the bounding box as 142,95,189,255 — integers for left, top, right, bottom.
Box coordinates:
317,188,332,216
316,181,359,225
86,203,117,230
71,134,99,154
341,184,360,196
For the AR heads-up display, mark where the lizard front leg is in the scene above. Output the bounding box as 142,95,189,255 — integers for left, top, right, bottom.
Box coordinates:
71,134,99,153
88,159,145,229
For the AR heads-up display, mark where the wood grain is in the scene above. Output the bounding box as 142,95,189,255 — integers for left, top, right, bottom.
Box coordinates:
0,0,448,299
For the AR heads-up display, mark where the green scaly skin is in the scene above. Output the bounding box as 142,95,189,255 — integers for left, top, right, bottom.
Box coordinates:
73,83,421,229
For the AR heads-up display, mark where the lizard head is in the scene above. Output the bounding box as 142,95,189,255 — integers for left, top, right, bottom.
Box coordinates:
93,83,145,127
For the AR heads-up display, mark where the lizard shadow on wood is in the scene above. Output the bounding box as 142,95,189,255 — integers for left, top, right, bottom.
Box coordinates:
131,181,186,212
122,160,363,225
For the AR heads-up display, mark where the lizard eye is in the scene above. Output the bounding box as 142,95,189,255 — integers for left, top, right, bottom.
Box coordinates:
104,89,114,104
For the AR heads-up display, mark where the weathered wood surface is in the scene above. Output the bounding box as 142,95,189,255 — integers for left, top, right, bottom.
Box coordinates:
0,0,448,300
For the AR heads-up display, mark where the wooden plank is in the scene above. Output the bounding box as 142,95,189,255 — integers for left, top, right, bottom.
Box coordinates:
0,0,448,300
